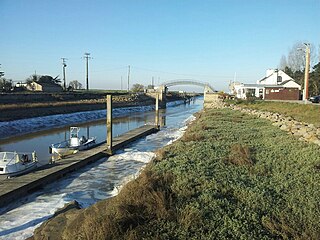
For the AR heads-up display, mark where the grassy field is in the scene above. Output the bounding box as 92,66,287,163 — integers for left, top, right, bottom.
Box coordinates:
44,108,320,239
230,100,320,126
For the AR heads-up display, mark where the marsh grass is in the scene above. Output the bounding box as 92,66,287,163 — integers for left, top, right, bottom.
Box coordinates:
49,108,320,239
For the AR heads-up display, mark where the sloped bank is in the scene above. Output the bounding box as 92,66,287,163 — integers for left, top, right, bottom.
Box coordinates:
31,107,320,239
0,93,187,122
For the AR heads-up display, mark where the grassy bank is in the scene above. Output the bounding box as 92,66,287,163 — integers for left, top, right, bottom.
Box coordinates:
34,107,320,239
231,100,320,126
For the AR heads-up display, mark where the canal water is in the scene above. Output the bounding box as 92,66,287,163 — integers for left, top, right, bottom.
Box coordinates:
0,97,203,240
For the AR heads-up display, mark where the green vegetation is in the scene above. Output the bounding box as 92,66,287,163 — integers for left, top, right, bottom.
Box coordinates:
230,100,320,126
131,83,145,92
74,89,128,94
47,108,320,239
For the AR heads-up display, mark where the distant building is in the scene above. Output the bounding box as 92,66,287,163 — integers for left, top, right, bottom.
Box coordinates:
27,81,63,92
230,69,301,100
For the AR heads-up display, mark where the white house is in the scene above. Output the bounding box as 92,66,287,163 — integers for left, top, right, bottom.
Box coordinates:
230,69,301,100
257,69,300,88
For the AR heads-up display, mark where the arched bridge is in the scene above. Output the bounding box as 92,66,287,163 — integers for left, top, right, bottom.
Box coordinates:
160,79,215,93
146,79,217,109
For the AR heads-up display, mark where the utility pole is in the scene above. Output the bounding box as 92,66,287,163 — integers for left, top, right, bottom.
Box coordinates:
303,43,310,101
84,53,91,90
127,65,130,92
61,58,67,90
152,76,154,88
0,64,4,78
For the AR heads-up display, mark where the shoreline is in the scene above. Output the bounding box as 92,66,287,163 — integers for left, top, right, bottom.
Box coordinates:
30,102,320,239
0,94,155,122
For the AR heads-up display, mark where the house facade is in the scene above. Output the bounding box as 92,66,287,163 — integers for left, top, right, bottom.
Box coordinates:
27,81,63,92
231,69,301,100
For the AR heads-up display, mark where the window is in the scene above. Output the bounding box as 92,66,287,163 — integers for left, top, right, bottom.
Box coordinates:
277,76,282,83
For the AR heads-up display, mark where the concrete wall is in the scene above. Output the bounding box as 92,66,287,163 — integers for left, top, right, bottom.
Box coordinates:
204,92,223,108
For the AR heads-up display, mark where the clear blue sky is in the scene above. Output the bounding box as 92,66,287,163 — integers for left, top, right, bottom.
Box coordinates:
1,0,319,91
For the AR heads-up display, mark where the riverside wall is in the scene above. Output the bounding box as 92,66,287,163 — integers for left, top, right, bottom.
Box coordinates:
205,98,320,147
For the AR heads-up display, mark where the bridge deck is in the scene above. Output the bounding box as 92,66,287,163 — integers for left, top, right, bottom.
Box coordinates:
0,125,158,209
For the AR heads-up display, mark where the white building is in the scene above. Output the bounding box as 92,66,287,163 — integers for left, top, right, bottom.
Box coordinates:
231,69,301,99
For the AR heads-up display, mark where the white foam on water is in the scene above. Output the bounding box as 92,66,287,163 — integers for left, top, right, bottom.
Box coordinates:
0,193,67,240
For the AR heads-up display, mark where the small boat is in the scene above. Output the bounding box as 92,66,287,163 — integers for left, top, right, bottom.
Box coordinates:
0,151,38,177
49,127,96,157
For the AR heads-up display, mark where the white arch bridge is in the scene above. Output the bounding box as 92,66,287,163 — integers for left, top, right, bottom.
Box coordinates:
145,79,217,108
159,79,215,93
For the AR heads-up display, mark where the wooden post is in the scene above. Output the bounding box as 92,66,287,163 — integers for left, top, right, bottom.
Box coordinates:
304,44,310,101
106,95,113,153
155,93,160,129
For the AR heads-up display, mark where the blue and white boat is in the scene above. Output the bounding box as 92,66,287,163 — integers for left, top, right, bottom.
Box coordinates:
49,127,96,157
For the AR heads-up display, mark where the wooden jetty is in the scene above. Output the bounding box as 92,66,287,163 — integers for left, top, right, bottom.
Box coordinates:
0,95,161,209
0,125,158,208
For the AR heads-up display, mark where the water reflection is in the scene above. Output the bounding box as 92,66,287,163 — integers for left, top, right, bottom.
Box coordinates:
0,108,168,165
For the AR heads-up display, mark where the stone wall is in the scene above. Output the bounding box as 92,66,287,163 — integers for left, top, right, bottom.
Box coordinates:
229,105,320,146
204,98,320,147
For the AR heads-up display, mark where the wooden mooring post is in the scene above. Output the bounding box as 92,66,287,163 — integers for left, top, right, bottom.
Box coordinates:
155,93,160,129
106,95,113,154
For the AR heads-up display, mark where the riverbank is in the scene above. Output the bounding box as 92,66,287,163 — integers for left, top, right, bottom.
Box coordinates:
31,104,320,239
0,93,157,122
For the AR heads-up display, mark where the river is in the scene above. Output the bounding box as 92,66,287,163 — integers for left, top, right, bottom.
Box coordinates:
0,97,203,240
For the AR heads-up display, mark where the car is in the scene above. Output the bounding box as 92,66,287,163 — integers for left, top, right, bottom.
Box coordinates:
309,95,320,103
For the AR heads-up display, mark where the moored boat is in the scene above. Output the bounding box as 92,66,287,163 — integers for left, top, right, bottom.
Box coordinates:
0,151,38,177
49,127,96,157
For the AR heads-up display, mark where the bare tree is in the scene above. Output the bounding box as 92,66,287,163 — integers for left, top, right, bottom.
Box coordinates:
286,42,317,72
279,55,287,70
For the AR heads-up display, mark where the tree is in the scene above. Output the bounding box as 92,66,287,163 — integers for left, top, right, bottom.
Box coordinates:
25,74,40,84
38,75,61,84
309,62,320,96
69,80,83,90
0,78,13,92
279,55,287,70
131,83,144,92
285,42,317,72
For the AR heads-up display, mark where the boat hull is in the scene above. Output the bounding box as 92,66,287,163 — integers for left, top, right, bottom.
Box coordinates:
50,138,96,157
0,161,37,177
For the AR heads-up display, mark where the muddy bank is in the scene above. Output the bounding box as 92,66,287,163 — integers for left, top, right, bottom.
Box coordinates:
1,94,187,122
0,92,190,122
